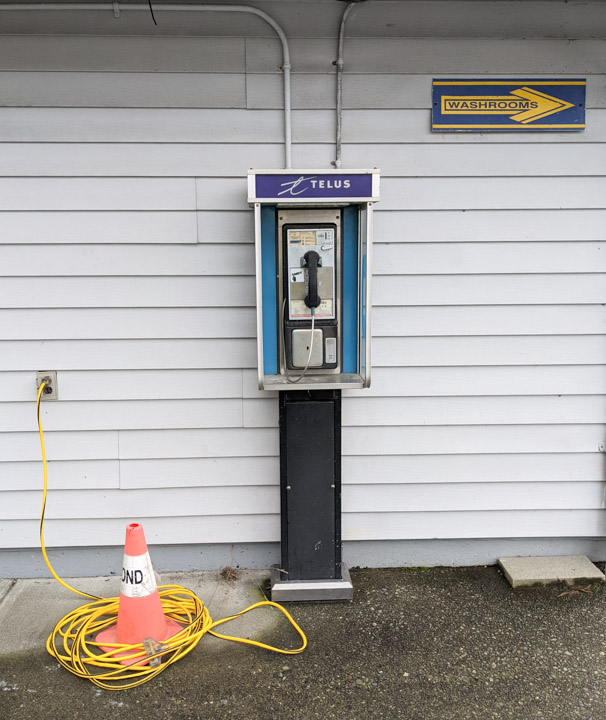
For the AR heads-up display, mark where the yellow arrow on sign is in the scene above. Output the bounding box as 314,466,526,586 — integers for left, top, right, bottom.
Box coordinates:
441,87,575,124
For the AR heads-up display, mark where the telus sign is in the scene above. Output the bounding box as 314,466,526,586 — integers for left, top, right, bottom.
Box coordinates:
255,173,373,199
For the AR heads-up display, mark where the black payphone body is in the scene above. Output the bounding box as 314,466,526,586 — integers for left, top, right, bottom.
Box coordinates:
280,209,340,375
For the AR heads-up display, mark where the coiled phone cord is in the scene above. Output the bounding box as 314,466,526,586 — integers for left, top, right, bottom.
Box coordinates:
284,304,317,384
36,382,307,690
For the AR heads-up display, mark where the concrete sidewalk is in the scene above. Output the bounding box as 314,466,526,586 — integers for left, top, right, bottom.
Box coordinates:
1,565,605,719
0,569,271,655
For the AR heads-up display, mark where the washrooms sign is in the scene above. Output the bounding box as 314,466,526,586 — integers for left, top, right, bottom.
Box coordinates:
432,79,586,131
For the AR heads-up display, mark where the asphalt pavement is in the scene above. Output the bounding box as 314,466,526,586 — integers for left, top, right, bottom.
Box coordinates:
1,565,605,719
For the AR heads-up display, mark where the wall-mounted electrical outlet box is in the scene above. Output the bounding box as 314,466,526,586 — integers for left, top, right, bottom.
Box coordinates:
36,371,58,400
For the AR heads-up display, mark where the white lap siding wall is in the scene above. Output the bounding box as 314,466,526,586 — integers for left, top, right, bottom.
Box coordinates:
1,0,605,570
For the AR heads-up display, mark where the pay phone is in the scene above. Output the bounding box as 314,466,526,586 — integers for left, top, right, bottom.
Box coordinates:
248,169,379,391
280,209,341,375
248,168,380,601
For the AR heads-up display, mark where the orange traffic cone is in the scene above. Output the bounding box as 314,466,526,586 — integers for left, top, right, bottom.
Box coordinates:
96,523,182,665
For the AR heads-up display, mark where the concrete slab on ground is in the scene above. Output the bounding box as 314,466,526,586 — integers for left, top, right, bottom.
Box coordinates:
0,579,15,602
498,554,605,588
0,570,268,655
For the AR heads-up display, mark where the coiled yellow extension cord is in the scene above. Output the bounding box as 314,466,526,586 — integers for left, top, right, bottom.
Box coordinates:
36,382,307,690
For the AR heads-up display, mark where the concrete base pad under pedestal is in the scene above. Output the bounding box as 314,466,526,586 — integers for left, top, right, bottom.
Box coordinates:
498,554,605,588
270,564,354,602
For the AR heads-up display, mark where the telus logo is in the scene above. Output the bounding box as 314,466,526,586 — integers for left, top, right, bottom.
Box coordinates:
278,175,352,196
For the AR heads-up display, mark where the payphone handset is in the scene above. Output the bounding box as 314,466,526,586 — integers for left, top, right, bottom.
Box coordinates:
279,210,341,375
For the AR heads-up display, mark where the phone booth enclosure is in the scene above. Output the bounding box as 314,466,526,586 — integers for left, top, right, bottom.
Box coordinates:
248,169,379,392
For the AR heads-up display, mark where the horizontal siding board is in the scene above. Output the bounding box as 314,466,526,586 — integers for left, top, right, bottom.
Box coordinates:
247,38,606,75
1,515,279,549
0,308,257,340
46,370,242,402
0,277,256,309
0,143,331,178
244,366,606,399
0,72,246,108
6,508,606,549
0,36,246,72
2,399,243,432
373,305,606,337
374,243,606,275
0,108,290,143
58,369,242,400
3,107,606,144
5,142,598,183
0,142,603,180
120,456,279,489
245,396,606,428
341,109,606,144
374,210,606,243
343,425,606,456
4,481,600,520
343,144,606,178
342,510,606,541
0,244,254,276
246,73,606,111
345,396,606,427
0,212,198,245
374,274,606,306
125,453,606,490
0,430,118,462
1,486,278,520
342,481,604,513
1,428,276,463
0,459,119,491
372,336,606,368
0,340,257,371
119,428,278,459
380,178,606,212
4,508,605,549
196,178,606,212
342,453,605,485
0,179,196,211
352,366,606,398
12,425,578,461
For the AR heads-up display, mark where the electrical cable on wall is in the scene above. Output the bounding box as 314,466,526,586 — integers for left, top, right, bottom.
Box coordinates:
147,0,157,25
36,382,307,690
334,1,361,168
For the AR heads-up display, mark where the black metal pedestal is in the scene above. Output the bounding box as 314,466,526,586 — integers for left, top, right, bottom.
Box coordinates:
270,389,353,601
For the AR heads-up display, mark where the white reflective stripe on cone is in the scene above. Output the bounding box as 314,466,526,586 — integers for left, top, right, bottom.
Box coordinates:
120,552,157,599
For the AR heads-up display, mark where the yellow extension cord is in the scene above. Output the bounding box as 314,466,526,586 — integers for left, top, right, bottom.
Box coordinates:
36,382,307,690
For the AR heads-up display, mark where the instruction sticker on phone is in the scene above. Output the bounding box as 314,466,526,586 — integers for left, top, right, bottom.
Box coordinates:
288,230,317,246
